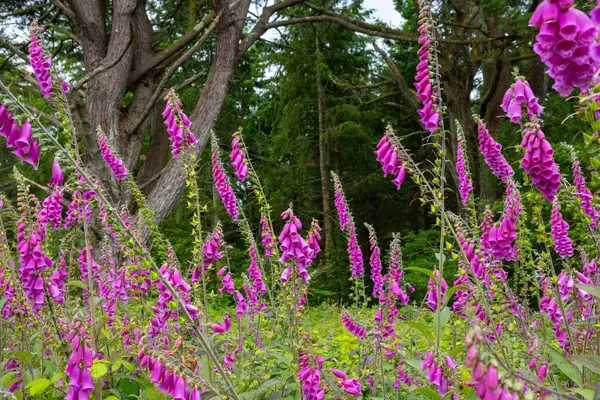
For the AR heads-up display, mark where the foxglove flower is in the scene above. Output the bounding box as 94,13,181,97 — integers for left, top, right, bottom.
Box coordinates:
38,190,63,230
162,89,197,157
211,135,238,221
420,351,448,395
341,379,362,396
456,124,473,206
97,126,128,180
475,117,514,182
306,219,322,263
28,23,53,99
49,158,64,187
211,313,232,334
500,77,543,122
230,132,248,181
259,215,275,258
64,322,94,400
488,181,521,261
571,155,598,228
530,1,599,96
375,128,407,190
342,311,366,339
333,174,350,230
414,4,440,131
297,354,324,400
550,201,574,258
366,223,384,298
347,223,364,278
246,243,267,312
426,271,448,311
278,207,314,282
192,224,224,282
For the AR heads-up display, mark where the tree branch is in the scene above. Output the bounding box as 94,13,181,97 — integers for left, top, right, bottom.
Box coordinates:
127,10,222,134
373,42,420,111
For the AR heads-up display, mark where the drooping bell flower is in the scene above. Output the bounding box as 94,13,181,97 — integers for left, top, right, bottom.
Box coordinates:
455,122,473,206
162,89,197,158
230,132,248,181
487,180,520,261
341,311,366,339
375,126,407,190
49,158,64,187
570,151,598,229
414,4,440,132
530,1,599,96
341,379,362,396
426,270,448,311
550,201,574,258
192,224,224,282
347,223,364,279
475,117,514,182
97,126,128,180
306,218,322,263
365,223,384,298
28,22,53,99
521,122,561,202
332,172,350,230
259,214,275,258
278,206,314,282
64,322,94,400
500,77,543,122
211,134,238,221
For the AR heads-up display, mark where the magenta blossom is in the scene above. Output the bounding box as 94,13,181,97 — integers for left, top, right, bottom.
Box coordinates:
456,128,473,206
571,156,598,229
259,215,275,258
49,158,64,187
97,127,128,180
230,133,248,181
341,379,362,396
476,118,514,182
501,77,543,122
426,270,448,311
162,89,197,158
550,201,574,258
375,132,407,190
414,6,439,131
521,123,561,202
211,136,239,221
28,24,53,99
278,207,314,282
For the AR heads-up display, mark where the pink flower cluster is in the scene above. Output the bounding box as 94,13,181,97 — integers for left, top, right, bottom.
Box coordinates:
140,350,204,400
333,178,350,230
415,5,439,132
465,328,519,399
39,190,63,230
0,107,40,169
347,223,364,279
230,133,248,181
550,202,574,258
259,215,275,258
297,353,324,400
218,267,235,295
97,128,128,180
476,118,514,182
367,226,384,298
330,369,361,396
162,90,197,158
375,134,406,190
426,270,448,311
571,158,598,228
65,322,94,400
17,212,53,312
530,0,599,96
456,133,472,206
5,359,21,393
420,351,450,395
278,207,314,282
211,313,232,334
341,311,366,339
306,219,322,263
150,261,199,337
211,139,238,221
28,25,53,99
246,243,266,313
48,252,68,304
488,181,520,261
521,123,561,202
500,77,543,122
540,276,571,348
192,225,224,282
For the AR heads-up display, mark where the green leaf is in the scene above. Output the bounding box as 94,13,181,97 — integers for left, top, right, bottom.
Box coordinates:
414,387,442,400
90,362,109,380
104,396,120,400
1,371,18,387
433,307,452,333
401,321,433,345
240,378,283,399
26,378,51,396
571,355,600,375
50,372,65,385
68,280,89,290
405,267,435,280
548,346,582,387
569,388,594,399
15,351,32,364
575,284,600,300
443,286,466,308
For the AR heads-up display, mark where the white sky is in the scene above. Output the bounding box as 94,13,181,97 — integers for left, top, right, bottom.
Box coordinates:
364,0,403,26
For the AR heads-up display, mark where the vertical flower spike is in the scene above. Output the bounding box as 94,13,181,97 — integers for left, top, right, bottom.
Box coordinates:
550,201,574,258
475,116,514,182
331,172,364,278
28,22,53,99
520,122,561,202
278,205,314,282
414,1,440,131
569,149,599,229
426,270,448,311
365,223,383,298
306,218,322,263
192,223,224,282
500,76,543,122
97,126,128,180
488,180,521,261
65,322,94,400
259,214,275,258
211,134,239,221
230,131,248,181
530,1,598,96
455,122,473,206
162,89,197,158
375,125,407,190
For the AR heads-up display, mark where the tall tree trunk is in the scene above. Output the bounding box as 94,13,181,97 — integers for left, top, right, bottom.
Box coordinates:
316,37,333,250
